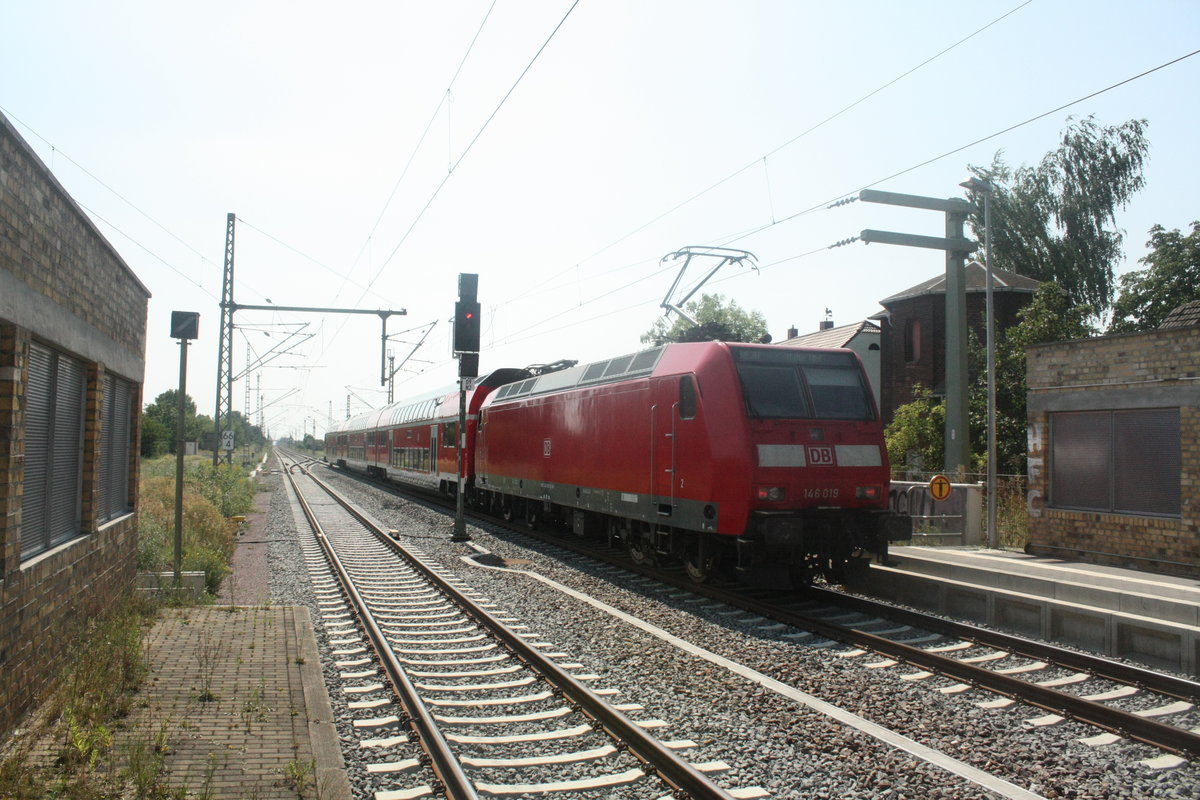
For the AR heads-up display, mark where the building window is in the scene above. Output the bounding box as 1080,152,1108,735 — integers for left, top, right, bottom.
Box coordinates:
903,318,921,363
99,374,133,522
1049,408,1180,517
22,342,86,559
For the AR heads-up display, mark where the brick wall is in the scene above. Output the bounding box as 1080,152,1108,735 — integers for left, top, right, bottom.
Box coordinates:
1026,328,1200,577
879,287,1032,425
0,113,149,736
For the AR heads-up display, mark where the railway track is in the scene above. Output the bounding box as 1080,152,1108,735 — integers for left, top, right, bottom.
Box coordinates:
279,453,766,799
314,459,1200,768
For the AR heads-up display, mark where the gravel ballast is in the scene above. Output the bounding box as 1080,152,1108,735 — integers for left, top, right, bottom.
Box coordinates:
267,462,1200,799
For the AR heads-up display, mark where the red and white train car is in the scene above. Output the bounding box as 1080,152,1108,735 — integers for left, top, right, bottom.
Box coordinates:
474,342,908,583
325,368,529,495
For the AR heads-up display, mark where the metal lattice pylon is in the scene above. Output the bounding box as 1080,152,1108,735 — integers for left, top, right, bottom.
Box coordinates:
213,213,236,465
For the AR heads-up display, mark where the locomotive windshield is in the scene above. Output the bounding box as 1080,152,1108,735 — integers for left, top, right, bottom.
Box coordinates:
732,348,874,421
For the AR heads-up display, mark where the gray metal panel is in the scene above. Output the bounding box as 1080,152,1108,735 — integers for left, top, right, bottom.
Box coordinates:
1029,385,1199,413
479,473,718,533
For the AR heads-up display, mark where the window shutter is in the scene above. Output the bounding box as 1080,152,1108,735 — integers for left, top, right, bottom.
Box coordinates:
49,353,85,548
21,343,52,557
1114,409,1180,515
100,375,132,520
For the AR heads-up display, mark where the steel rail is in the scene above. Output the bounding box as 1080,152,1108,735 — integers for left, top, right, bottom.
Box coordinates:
313,458,1200,759
283,461,480,800
296,460,737,800
805,586,1200,703
656,575,1200,758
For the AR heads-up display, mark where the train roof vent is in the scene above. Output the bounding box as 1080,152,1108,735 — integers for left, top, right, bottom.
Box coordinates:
603,355,634,377
581,362,608,382
628,346,663,372
495,384,515,399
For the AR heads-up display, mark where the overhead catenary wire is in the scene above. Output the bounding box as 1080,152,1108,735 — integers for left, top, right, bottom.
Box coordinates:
714,45,1200,251
363,0,583,298
344,0,501,284
503,0,1037,306
485,46,1200,349
313,0,582,374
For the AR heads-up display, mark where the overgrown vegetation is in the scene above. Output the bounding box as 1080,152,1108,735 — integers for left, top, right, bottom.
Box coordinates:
137,455,257,596
0,452,265,797
0,592,175,799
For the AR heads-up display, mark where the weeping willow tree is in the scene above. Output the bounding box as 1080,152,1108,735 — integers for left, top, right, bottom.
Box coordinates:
962,116,1149,316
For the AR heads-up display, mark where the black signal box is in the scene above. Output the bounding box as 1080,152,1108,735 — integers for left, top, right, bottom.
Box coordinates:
458,352,479,379
453,300,481,353
171,311,199,340
458,273,478,302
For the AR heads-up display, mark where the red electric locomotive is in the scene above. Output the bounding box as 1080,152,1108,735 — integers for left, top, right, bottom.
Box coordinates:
473,341,909,584
326,342,908,584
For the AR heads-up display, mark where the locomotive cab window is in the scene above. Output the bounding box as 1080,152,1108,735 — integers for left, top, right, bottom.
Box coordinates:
805,365,871,420
679,376,697,420
732,347,873,421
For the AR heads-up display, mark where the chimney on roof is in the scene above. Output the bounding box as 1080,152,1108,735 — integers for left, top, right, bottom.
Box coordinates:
787,325,799,340
819,308,834,330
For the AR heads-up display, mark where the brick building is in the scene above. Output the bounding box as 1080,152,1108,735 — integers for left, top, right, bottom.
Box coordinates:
875,262,1041,425
1025,310,1199,577
1,111,150,735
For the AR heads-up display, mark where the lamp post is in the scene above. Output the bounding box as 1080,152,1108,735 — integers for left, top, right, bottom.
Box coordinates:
960,176,997,549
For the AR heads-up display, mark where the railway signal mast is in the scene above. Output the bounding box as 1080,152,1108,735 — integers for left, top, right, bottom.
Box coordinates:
452,273,481,541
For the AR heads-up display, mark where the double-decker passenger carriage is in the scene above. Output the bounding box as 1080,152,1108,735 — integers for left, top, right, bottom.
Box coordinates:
325,368,529,495
474,342,909,584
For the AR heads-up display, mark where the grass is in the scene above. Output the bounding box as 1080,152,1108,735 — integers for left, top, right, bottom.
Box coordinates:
0,455,268,797
137,454,259,598
0,591,177,799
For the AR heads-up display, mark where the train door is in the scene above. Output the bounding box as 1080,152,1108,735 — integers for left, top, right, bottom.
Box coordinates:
428,425,437,475
651,378,679,517
653,375,704,513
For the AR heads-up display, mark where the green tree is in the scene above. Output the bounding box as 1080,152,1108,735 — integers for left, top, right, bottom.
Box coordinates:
142,390,197,455
189,413,215,445
980,282,1095,475
1107,221,1200,334
139,415,170,458
963,116,1149,315
640,293,769,345
887,283,1095,477
884,384,944,477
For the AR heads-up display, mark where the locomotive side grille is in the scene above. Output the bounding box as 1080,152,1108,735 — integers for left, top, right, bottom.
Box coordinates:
602,355,634,376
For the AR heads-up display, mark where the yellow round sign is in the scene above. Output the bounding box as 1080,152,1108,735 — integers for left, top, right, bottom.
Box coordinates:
929,474,952,502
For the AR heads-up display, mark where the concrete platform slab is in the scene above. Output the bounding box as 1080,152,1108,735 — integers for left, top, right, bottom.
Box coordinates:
860,548,1200,676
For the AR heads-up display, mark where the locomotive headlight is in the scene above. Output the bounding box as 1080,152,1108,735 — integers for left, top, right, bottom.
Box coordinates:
756,486,786,501
856,485,883,501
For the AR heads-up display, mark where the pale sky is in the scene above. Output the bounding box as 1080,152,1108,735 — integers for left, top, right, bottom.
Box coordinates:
3,1,1198,440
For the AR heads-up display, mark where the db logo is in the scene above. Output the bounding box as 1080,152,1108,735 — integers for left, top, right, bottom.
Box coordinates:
543,438,552,458
807,445,834,466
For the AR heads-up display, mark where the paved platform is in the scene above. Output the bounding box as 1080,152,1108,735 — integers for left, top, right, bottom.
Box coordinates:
122,605,349,799
859,546,1200,676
